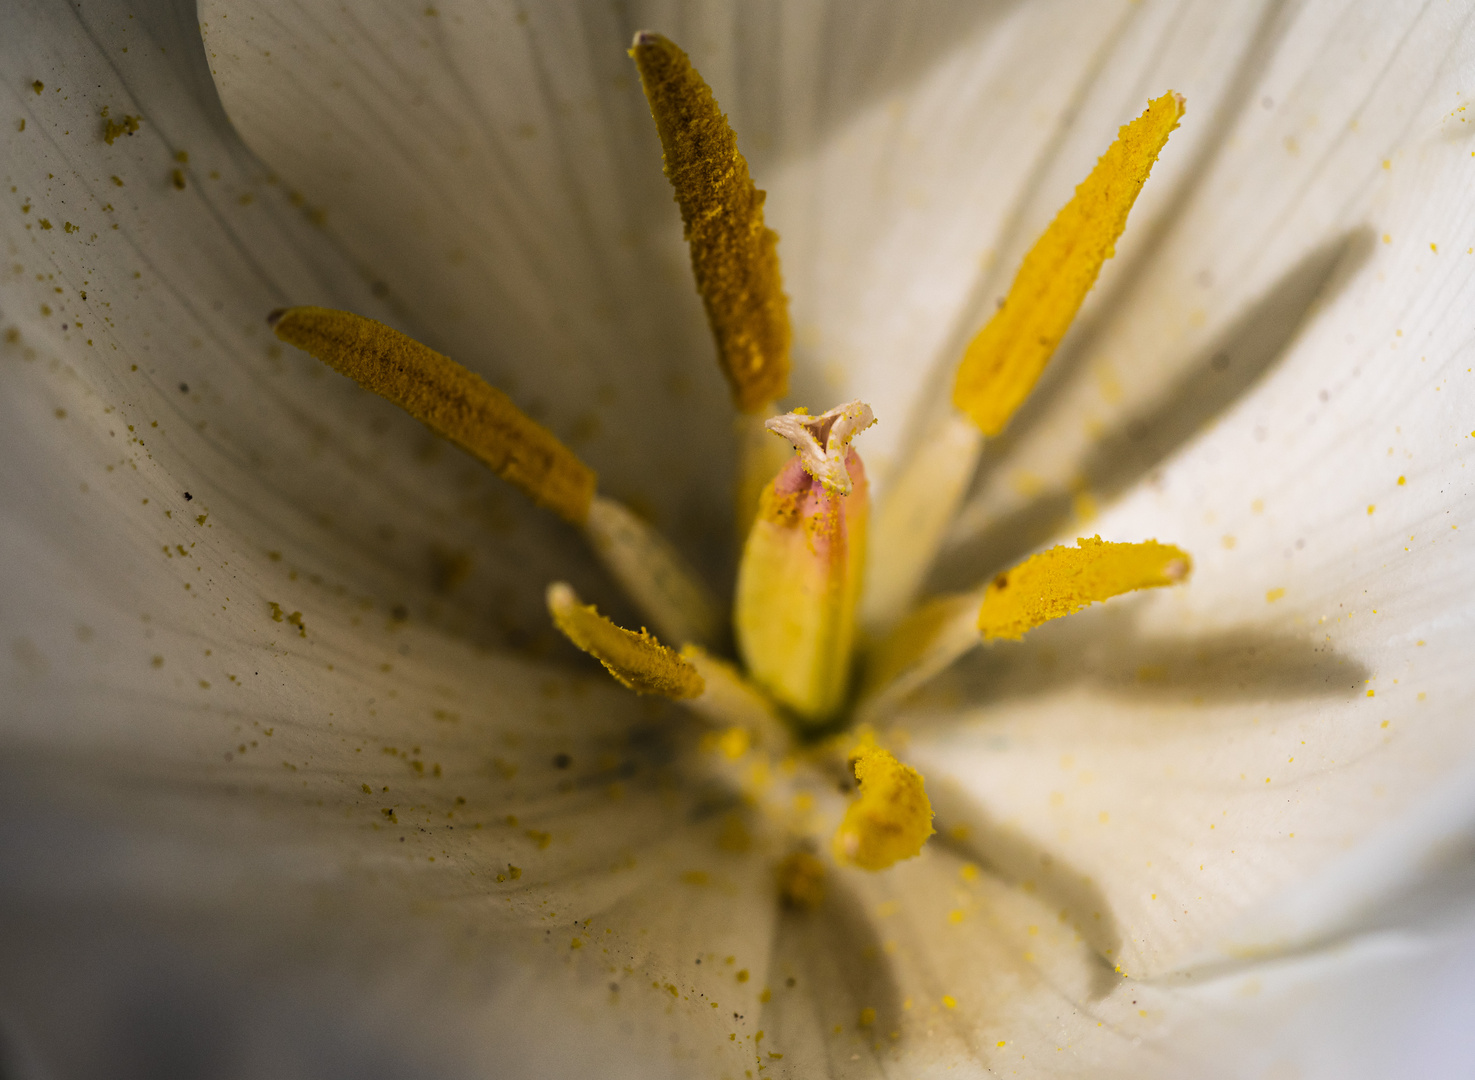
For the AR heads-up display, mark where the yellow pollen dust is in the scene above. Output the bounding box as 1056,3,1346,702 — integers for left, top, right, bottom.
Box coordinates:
978,535,1191,642
775,849,826,910
833,745,935,871
546,583,704,698
952,92,1184,435
271,306,595,524
631,32,791,412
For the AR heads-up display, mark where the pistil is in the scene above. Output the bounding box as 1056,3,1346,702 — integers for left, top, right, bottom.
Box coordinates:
734,402,874,726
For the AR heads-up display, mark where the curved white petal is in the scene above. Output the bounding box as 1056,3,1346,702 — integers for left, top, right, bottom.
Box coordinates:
903,0,1475,991
1,1,777,1074
6,0,1475,1076
203,0,750,566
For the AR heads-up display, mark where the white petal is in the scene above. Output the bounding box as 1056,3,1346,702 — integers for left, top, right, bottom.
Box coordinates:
2,2,777,1073
202,0,742,564
11,0,1475,1074
905,0,1475,982
1156,904,1475,1079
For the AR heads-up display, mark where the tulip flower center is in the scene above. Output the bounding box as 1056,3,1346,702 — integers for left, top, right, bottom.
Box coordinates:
268,31,1193,892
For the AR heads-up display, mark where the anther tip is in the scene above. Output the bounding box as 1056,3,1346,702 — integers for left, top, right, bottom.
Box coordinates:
631,30,659,48
266,307,287,329
546,581,577,614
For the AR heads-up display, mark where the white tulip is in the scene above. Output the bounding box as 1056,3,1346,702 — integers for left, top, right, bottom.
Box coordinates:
3,1,1473,1076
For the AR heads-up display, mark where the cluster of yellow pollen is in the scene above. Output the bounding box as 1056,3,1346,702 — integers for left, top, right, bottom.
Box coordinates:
833,745,936,871
978,536,1192,641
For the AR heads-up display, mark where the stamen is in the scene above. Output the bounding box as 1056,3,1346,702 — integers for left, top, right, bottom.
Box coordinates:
977,535,1191,641
270,306,595,525
856,591,982,722
546,583,704,699
273,306,721,647
735,406,873,726
583,496,721,648
764,401,876,495
858,535,1190,720
865,94,1184,634
861,410,982,632
952,92,1184,435
630,32,791,413
833,744,934,871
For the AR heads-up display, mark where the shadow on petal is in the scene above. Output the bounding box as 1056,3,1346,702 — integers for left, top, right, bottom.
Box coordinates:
894,0,1295,472
758,871,901,1072
934,225,1378,588
936,602,1372,710
927,789,1125,1001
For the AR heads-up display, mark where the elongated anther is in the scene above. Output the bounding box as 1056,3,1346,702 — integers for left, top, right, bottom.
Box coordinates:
978,535,1191,641
833,744,934,871
546,583,704,698
953,92,1184,435
631,31,791,412
271,306,595,524
858,535,1191,721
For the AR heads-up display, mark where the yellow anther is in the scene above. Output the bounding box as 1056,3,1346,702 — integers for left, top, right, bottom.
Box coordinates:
952,92,1184,435
546,583,704,698
833,744,934,871
977,535,1191,641
271,306,595,524
630,31,791,413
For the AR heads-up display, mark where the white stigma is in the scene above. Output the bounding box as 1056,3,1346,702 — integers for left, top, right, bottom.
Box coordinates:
764,400,876,494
